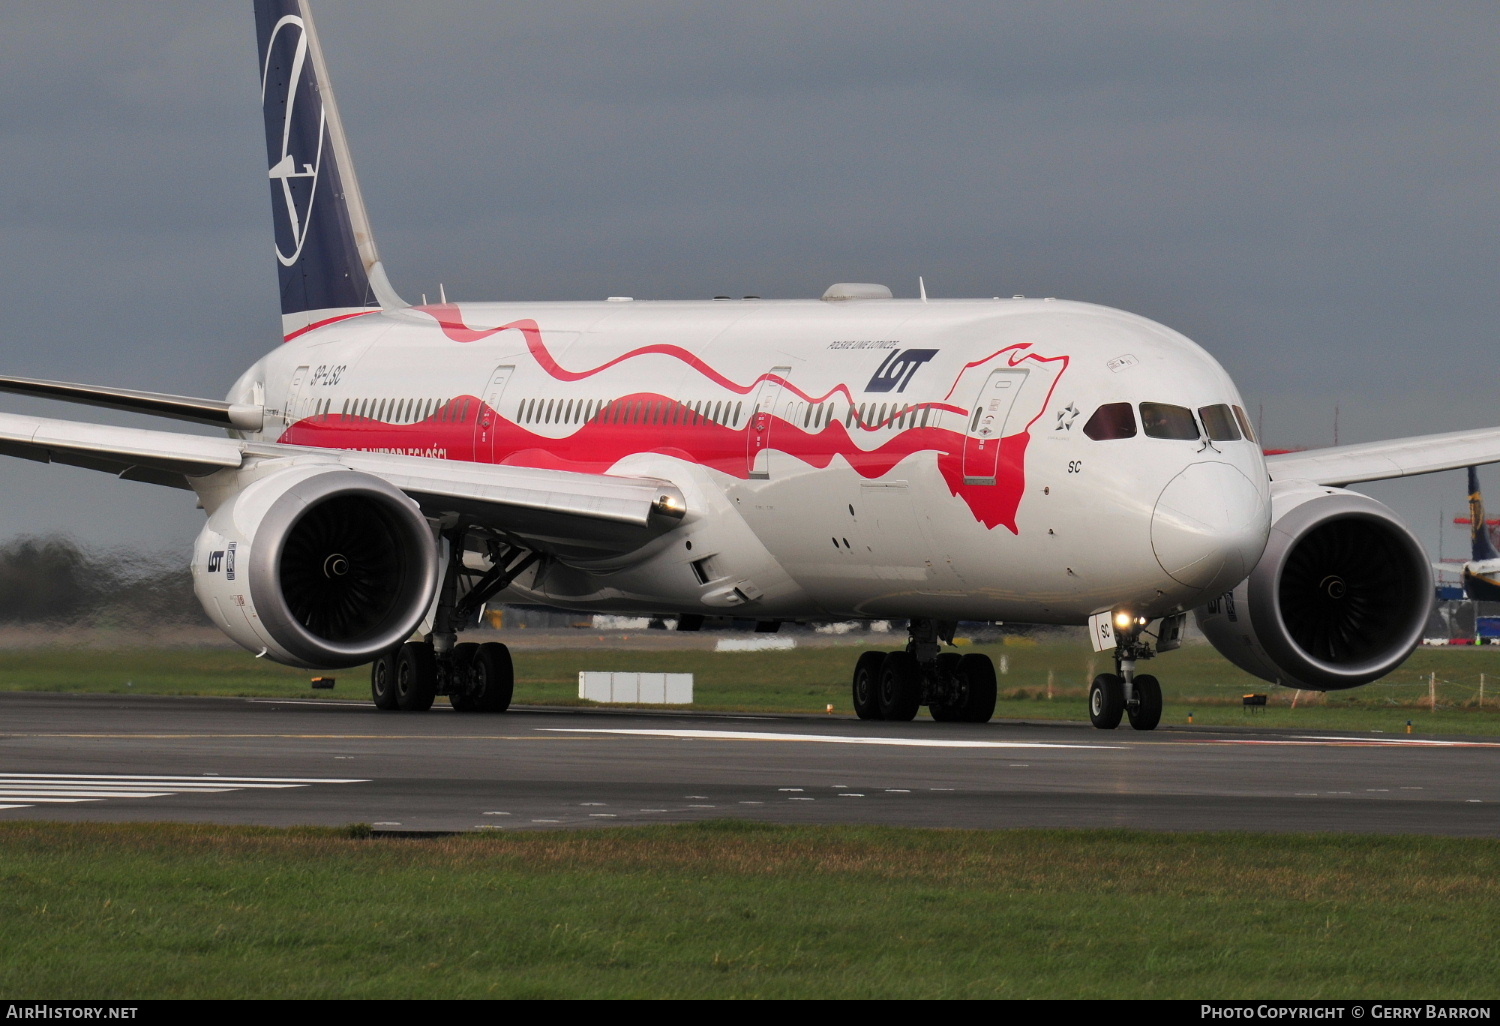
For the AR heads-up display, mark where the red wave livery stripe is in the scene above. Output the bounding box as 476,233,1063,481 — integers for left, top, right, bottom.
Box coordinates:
283,309,379,342
286,398,1034,532
282,308,1072,533
415,306,980,414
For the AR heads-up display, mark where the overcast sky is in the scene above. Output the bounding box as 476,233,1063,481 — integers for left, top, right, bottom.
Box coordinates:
0,1,1496,566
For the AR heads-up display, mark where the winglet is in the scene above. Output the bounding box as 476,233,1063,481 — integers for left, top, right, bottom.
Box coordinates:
255,1,405,338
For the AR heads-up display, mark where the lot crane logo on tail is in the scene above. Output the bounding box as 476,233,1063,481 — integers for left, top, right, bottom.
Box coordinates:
261,15,321,269
256,1,377,322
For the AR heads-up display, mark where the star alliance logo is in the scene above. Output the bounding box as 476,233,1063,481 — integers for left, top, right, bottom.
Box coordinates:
1055,402,1080,431
261,14,325,268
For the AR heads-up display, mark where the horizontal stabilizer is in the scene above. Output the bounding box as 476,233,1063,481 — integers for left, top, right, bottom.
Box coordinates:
0,375,263,430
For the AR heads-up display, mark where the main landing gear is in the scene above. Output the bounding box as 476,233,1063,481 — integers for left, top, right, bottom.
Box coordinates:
1088,612,1167,731
370,639,515,713
370,526,537,713
851,618,997,723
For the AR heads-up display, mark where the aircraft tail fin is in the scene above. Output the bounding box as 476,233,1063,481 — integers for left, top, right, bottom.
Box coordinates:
1468,466,1500,562
255,0,404,338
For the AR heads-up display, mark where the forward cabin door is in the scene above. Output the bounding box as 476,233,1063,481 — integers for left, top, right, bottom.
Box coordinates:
747,366,791,479
473,365,515,463
961,368,1028,485
281,365,310,434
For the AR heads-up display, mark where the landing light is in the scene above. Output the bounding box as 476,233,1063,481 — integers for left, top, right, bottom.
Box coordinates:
653,494,687,519
1113,609,1149,632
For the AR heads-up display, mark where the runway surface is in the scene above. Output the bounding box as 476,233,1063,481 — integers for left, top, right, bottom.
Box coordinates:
0,692,1497,836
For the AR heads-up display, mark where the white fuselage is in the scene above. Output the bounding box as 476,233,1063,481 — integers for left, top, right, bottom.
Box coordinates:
228,296,1272,624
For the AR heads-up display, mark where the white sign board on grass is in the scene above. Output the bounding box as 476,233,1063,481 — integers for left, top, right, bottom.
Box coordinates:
579,671,693,704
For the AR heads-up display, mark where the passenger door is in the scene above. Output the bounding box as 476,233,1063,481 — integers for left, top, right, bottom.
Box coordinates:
747,366,791,479
473,365,515,464
961,368,1028,485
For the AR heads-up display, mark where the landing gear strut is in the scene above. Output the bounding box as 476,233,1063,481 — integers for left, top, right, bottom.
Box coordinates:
1089,613,1169,731
369,526,535,713
849,618,997,723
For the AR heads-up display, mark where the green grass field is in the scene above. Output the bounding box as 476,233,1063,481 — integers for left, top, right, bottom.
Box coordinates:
3,644,1497,999
0,821,1495,999
4,636,1500,735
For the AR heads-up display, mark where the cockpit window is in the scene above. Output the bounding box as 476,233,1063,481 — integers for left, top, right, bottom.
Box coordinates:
1198,404,1242,442
1139,402,1199,440
1082,402,1137,440
1232,405,1256,443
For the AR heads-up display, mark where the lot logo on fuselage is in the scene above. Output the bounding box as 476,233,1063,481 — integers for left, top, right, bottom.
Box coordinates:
865,349,938,393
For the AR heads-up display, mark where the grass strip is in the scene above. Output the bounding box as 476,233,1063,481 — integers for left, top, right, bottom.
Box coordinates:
0,821,1497,999
5,641,1500,735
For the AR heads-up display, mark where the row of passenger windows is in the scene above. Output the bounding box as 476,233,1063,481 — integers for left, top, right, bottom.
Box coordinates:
857,403,929,430
514,397,936,431
517,397,745,429
1083,402,1256,443
306,393,1253,448
335,396,472,424
791,401,932,430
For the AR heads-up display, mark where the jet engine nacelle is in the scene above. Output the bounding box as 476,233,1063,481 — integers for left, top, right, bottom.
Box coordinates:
192,465,438,668
1194,483,1432,690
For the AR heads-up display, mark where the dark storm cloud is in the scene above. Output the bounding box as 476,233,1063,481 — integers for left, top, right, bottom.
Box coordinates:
0,1,1495,554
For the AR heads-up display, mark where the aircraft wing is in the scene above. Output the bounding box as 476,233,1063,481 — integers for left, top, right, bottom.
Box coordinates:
1265,426,1500,487
322,448,685,556
0,410,241,488
0,411,684,557
0,374,264,430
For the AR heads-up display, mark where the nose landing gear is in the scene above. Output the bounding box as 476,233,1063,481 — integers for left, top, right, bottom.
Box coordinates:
1127,673,1162,731
1087,671,1124,729
1089,611,1179,730
850,619,998,723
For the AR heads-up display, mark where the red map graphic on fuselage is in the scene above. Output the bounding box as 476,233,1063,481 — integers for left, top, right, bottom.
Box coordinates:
279,309,1067,533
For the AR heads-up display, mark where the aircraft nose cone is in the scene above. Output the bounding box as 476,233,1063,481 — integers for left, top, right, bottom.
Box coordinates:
1151,461,1268,591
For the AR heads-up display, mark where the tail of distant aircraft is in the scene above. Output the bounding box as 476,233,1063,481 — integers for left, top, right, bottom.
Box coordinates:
255,0,403,337
1468,466,1500,562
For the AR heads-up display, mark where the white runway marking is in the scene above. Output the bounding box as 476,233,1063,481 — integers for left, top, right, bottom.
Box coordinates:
538,728,1125,750
0,773,366,783
0,773,366,812
0,790,179,799
1205,736,1500,748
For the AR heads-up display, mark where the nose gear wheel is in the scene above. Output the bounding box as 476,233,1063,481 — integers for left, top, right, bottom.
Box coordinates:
1126,673,1162,731
1089,673,1124,729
